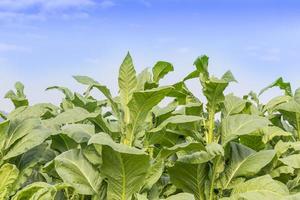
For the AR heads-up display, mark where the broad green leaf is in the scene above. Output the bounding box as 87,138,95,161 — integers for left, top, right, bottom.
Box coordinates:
202,75,235,111
222,114,270,144
178,143,223,164
45,107,96,126
223,94,246,118
46,86,74,100
263,95,291,113
3,122,52,160
167,82,199,105
7,103,58,123
12,143,56,193
152,61,174,83
0,163,19,199
239,134,265,151
160,142,205,159
259,77,292,96
89,133,146,155
60,123,95,143
5,82,28,108
0,120,10,151
148,115,203,133
135,193,148,200
127,86,172,142
118,52,137,123
101,146,150,200
261,126,292,143
280,154,300,168
143,159,164,190
4,118,42,149
73,75,119,118
54,149,102,195
11,182,57,200
270,166,294,178
219,143,275,189
194,55,209,77
136,68,152,91
228,175,289,200
168,162,208,200
89,133,150,200
275,140,300,156
165,193,195,200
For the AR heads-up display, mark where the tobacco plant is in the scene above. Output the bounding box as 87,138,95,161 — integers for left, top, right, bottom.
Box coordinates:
0,53,300,200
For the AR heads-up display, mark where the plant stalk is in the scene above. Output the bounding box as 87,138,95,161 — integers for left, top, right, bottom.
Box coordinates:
207,108,215,144
209,156,221,200
296,113,300,140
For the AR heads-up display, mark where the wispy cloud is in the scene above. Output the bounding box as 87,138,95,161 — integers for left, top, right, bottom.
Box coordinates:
99,0,116,9
0,0,95,11
176,47,190,53
0,43,30,52
245,45,281,62
0,0,102,22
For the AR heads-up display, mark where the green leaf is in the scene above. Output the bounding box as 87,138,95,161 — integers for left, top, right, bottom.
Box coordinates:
89,133,150,200
11,182,57,200
7,103,59,122
60,124,95,143
263,95,291,113
54,149,102,195
178,143,224,164
127,86,172,143
160,142,205,159
228,175,289,200
73,75,120,118
261,126,292,144
194,55,209,78
101,145,150,200
223,94,246,118
0,120,10,151
168,162,208,200
219,143,275,190
136,68,152,91
3,119,53,160
46,86,74,100
270,166,294,178
152,61,174,83
274,140,300,156
89,133,146,155
5,82,29,108
280,154,300,169
259,77,292,96
148,115,203,134
0,163,19,199
118,52,137,124
165,193,195,200
12,143,56,193
46,107,96,126
143,160,164,190
222,114,270,144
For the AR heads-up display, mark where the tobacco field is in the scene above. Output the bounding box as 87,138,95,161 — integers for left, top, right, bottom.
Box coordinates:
1,53,300,200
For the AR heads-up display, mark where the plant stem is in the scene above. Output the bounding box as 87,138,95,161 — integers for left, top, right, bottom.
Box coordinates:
207,108,215,144
296,113,300,140
65,189,69,200
209,156,220,200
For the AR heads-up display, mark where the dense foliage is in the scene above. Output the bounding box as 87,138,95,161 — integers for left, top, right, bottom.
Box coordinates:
1,53,300,200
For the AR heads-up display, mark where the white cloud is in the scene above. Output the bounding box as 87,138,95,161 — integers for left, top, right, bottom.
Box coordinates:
0,43,30,52
177,47,190,53
245,45,281,62
0,0,95,11
0,0,102,22
99,0,116,9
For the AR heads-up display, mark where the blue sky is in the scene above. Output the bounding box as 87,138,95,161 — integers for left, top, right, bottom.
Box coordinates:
0,0,300,110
